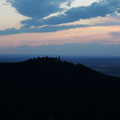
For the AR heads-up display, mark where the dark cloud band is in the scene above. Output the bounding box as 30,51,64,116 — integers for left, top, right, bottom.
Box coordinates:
1,0,120,35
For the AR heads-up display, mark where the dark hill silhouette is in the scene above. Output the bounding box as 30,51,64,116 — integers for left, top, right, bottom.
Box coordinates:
0,57,120,120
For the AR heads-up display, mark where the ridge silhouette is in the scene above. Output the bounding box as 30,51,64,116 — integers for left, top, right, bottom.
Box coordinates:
0,57,120,120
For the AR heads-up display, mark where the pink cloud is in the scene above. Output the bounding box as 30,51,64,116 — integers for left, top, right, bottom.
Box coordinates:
0,25,120,48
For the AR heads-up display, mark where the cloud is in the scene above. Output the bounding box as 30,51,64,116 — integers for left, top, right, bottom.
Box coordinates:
19,0,120,27
0,0,119,35
0,43,120,56
7,0,67,19
0,0,29,30
0,24,89,35
0,25,120,48
110,32,120,38
117,9,120,13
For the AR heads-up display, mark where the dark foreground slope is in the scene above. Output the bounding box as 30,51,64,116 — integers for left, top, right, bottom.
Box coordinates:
0,57,120,120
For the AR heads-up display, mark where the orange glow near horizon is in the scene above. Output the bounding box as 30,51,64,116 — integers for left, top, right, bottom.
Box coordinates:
0,25,120,48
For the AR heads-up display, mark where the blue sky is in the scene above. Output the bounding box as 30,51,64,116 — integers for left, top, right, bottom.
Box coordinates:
0,0,120,55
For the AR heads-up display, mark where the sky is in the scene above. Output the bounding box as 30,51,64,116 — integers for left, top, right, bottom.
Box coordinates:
0,0,120,55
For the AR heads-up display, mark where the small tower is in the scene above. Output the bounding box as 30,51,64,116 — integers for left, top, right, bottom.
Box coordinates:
58,56,61,62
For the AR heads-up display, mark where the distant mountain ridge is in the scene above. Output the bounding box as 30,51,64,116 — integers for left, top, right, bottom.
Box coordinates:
0,57,120,120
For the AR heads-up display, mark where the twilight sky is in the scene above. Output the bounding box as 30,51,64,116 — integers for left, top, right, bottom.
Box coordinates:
0,0,120,55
